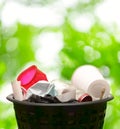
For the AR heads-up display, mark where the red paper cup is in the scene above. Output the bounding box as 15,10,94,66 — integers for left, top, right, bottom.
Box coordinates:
17,65,48,92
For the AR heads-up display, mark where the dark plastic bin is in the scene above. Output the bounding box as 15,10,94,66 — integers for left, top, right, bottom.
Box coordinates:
7,94,113,129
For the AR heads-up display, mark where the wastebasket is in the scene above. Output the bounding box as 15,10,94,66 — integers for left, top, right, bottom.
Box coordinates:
7,94,113,129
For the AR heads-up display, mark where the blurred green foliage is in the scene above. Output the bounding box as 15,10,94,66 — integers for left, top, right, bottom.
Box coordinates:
0,0,120,129
0,23,38,85
0,102,17,129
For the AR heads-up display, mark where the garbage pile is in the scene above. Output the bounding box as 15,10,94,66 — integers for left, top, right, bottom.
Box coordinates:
11,65,110,103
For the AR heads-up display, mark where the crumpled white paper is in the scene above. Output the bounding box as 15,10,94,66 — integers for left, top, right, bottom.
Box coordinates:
25,81,57,99
51,80,76,102
11,80,23,101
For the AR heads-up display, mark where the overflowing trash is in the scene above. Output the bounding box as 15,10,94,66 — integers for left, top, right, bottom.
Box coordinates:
11,65,110,103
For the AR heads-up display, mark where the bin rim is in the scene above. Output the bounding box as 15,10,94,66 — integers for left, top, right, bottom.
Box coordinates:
6,94,113,107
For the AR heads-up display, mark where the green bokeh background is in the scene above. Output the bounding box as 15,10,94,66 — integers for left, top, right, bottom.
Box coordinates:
0,0,120,129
